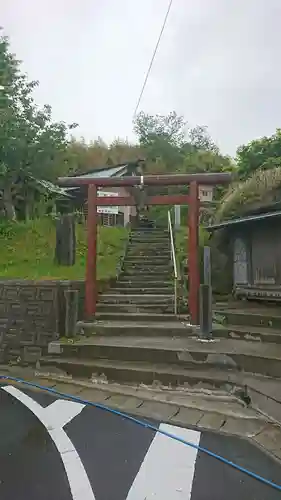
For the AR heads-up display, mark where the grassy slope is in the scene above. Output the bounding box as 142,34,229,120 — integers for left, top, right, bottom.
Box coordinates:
0,218,127,280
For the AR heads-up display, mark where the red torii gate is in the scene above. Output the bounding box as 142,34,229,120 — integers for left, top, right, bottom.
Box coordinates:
58,173,230,324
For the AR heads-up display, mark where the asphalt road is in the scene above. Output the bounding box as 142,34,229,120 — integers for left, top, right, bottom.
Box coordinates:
0,383,281,500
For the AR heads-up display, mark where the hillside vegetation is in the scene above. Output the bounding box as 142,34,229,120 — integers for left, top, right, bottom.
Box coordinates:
0,218,127,280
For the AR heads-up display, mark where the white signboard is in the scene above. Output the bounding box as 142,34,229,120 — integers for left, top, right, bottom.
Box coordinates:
97,190,119,215
199,185,213,203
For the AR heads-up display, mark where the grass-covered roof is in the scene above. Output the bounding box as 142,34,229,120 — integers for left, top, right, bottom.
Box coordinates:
215,167,281,222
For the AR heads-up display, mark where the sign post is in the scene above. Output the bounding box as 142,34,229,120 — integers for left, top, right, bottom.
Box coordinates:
97,191,119,215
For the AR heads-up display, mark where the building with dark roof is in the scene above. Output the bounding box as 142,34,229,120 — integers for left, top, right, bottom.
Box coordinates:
58,161,144,226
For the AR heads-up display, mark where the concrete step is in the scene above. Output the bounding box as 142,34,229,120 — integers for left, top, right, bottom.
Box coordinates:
213,323,281,344
92,312,182,322
109,287,173,295
76,320,192,337
99,294,174,305
40,357,230,388
214,308,281,329
37,362,264,421
48,336,281,378
95,303,180,314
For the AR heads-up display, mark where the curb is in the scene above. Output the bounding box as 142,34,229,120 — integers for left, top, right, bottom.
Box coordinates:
1,366,281,466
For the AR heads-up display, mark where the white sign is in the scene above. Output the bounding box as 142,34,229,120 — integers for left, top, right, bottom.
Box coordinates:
198,185,213,202
97,190,119,215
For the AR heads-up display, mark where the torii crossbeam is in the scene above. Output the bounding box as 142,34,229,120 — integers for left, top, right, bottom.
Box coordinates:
58,172,231,324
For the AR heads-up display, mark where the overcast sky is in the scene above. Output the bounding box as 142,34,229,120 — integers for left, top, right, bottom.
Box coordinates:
2,0,281,156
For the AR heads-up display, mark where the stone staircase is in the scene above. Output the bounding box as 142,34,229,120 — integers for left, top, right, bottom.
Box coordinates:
95,226,178,318
40,228,281,431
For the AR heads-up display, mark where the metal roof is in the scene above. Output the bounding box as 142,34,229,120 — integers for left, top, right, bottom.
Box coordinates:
73,165,127,179
207,209,281,232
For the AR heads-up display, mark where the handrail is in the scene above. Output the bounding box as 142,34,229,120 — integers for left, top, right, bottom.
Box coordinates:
168,210,178,315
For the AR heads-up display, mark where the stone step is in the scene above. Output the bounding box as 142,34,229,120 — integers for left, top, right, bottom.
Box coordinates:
93,312,183,322
130,233,167,237
126,254,171,260
76,320,192,337
127,249,171,256
213,323,281,344
130,238,170,244
123,265,172,273
115,280,173,288
131,228,169,233
122,268,172,277
214,308,281,329
130,235,169,240
128,243,170,250
120,273,173,281
48,336,281,378
109,287,173,295
124,257,171,265
95,303,180,314
99,294,174,305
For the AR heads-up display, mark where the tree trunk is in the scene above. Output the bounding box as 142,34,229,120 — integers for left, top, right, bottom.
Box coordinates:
3,185,16,221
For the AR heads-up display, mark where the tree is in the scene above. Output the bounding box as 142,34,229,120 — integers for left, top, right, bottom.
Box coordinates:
188,125,219,154
0,32,75,219
133,111,186,148
184,150,234,174
236,129,281,180
133,111,187,174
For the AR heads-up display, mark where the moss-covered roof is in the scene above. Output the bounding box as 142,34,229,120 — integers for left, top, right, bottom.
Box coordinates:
215,167,281,222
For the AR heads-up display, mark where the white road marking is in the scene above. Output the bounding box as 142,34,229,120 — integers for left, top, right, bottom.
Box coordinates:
126,423,200,500
3,385,96,500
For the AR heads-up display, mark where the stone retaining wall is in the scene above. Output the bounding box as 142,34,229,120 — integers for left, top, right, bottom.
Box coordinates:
0,279,110,363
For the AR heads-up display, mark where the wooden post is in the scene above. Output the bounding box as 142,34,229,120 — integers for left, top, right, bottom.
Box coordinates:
64,289,78,338
55,214,76,266
188,181,200,324
85,184,97,317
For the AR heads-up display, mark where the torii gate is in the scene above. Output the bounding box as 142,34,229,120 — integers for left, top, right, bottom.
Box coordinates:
58,173,230,324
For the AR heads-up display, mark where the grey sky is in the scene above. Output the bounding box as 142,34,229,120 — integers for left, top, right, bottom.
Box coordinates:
2,0,281,155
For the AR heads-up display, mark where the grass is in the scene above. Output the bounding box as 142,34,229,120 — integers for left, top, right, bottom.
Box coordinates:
0,217,128,280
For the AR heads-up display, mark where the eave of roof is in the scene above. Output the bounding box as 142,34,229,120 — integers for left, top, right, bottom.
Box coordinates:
207,209,281,232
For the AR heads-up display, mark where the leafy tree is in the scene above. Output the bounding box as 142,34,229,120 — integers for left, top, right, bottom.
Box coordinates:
0,32,75,219
236,129,281,180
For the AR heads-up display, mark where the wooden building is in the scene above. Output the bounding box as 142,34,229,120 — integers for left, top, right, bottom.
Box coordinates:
58,161,144,227
208,204,281,301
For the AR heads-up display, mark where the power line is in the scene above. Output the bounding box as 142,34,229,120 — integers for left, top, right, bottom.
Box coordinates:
133,0,174,119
